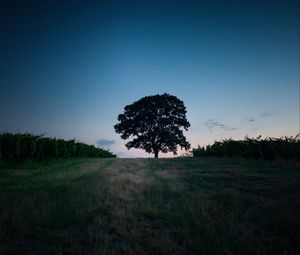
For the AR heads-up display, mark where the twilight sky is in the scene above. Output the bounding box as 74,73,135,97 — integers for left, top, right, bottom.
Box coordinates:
0,0,299,157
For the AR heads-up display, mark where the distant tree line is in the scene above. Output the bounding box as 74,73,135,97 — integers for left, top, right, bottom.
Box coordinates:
0,133,116,162
193,135,300,160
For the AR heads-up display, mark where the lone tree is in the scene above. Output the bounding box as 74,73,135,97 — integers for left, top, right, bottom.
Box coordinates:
114,93,191,158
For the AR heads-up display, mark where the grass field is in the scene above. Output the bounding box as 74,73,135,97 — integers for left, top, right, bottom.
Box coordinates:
0,158,299,254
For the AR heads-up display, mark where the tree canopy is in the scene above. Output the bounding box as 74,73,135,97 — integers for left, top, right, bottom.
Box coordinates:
114,93,191,158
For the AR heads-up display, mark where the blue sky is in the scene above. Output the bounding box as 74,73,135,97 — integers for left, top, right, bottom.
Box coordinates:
0,0,299,157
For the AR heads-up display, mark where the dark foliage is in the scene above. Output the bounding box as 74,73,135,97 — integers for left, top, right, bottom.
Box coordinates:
0,133,116,162
193,135,300,160
114,93,191,158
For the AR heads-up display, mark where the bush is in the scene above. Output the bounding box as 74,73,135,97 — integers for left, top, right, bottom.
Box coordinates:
0,132,116,162
193,135,300,161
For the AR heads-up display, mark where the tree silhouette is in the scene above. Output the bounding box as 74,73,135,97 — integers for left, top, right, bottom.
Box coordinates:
114,93,191,158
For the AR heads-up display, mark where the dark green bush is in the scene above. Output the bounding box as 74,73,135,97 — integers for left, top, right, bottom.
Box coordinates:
0,133,116,162
193,135,300,161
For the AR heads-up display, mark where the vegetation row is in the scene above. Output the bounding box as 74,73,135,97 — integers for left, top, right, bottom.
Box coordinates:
0,132,116,162
193,135,300,160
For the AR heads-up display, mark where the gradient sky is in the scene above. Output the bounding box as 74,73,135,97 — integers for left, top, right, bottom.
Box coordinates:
0,0,299,157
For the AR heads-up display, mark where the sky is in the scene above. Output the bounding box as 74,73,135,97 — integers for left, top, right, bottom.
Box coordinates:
0,0,299,157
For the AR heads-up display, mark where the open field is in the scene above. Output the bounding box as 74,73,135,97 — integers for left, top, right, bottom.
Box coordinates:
0,158,299,254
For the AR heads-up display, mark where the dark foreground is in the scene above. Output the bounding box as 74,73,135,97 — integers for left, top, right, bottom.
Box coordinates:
0,158,299,254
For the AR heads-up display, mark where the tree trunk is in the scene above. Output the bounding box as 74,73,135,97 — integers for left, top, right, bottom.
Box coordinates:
154,151,159,158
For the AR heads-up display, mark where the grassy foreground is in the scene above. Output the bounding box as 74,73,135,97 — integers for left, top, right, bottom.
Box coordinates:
0,158,299,254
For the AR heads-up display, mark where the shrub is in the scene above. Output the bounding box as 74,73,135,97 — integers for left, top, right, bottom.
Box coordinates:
0,132,116,162
193,135,300,161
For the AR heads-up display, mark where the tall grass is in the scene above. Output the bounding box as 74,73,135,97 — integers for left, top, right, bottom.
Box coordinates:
0,158,299,254
193,135,300,160
0,132,116,162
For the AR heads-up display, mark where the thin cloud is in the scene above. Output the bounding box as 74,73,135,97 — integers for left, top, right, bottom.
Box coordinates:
96,139,116,147
247,112,272,122
206,119,236,132
260,112,272,118
115,151,136,158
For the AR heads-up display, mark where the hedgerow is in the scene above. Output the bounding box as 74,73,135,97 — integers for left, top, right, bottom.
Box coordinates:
0,132,116,162
193,135,300,160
